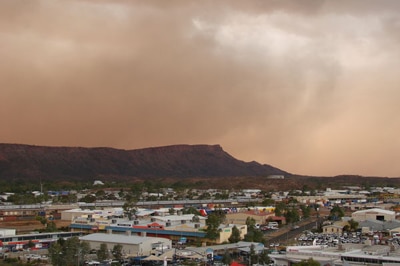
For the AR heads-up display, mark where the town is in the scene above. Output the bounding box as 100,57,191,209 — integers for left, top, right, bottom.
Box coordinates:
1,182,400,266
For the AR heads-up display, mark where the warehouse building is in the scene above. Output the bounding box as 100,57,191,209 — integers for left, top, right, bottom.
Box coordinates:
79,233,171,257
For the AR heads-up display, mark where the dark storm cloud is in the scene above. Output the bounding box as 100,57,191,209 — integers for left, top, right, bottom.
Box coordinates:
1,0,400,176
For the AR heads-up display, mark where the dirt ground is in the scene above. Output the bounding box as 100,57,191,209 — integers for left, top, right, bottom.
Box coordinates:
0,220,71,234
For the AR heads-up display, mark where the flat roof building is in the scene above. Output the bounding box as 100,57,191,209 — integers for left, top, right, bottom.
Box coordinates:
80,233,171,257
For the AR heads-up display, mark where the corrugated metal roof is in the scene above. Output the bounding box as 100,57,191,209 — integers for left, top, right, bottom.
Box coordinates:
79,233,170,245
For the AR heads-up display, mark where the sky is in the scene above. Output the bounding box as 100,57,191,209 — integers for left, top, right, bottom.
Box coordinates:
1,0,400,177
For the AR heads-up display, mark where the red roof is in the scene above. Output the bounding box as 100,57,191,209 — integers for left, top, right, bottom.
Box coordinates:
230,262,246,266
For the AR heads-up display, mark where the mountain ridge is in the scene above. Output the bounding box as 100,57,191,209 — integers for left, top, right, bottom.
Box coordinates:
0,143,288,182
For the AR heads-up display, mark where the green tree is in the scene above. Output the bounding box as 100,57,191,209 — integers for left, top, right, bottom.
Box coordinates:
300,205,311,219
95,190,106,198
347,219,359,232
257,250,271,265
205,212,225,240
80,194,96,203
123,200,137,220
221,248,232,265
249,244,258,265
329,205,345,221
45,221,58,232
274,202,286,217
228,226,241,243
36,216,47,227
112,244,123,260
285,208,300,224
48,236,89,266
192,215,200,223
244,217,264,243
27,240,35,249
245,217,257,230
48,241,63,266
294,258,320,266
97,243,109,261
261,198,275,206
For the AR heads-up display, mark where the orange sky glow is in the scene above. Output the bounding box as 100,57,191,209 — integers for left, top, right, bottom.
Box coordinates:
1,0,400,177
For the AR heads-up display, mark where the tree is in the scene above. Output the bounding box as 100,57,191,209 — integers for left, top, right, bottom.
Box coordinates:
329,205,345,221
274,202,286,217
95,190,106,199
36,215,47,226
221,248,232,265
112,244,123,260
257,250,271,265
26,240,36,250
183,207,201,216
285,208,300,224
45,221,58,232
244,217,264,243
97,243,109,261
245,217,257,230
48,236,90,266
80,194,96,203
261,198,275,206
205,212,225,240
347,219,359,232
123,200,137,220
249,244,258,265
294,258,320,266
228,226,241,243
48,241,63,266
300,205,311,219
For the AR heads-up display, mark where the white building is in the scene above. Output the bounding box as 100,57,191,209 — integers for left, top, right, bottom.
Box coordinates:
0,228,16,237
270,243,400,265
80,233,171,257
351,208,396,222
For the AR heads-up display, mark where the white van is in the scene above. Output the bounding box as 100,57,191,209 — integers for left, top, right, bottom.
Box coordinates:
268,222,279,227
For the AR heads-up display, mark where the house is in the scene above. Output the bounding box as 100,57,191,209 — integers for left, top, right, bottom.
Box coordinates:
322,224,344,235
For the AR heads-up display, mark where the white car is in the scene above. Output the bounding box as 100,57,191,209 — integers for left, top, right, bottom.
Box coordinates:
85,260,100,265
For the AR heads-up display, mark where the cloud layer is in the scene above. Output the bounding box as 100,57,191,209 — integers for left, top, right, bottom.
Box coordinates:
1,0,400,177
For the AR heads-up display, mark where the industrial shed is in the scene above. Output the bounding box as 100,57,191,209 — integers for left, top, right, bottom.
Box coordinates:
80,233,171,257
351,208,396,222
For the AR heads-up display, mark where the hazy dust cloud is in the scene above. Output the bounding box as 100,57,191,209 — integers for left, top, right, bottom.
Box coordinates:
1,0,400,177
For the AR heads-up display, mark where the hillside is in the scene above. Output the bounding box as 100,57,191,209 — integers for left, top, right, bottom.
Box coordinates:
0,143,288,182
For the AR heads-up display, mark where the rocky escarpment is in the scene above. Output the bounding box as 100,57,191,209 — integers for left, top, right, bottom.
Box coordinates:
0,143,288,182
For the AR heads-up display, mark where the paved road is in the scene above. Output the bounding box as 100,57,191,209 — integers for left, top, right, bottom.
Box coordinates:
264,218,318,247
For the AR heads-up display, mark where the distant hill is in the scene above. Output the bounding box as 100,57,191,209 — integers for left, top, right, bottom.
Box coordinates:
0,143,288,182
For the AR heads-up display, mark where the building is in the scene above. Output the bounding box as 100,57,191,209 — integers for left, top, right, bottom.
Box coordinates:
0,228,16,237
358,219,400,234
0,231,83,251
322,224,344,235
351,208,396,222
225,209,281,226
270,243,400,265
217,224,247,244
80,233,171,257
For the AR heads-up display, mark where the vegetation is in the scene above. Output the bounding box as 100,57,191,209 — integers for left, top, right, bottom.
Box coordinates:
294,258,320,266
344,219,359,232
205,211,226,240
228,226,241,243
329,205,345,221
221,248,233,265
112,244,123,260
244,217,264,243
48,236,90,266
97,243,109,261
